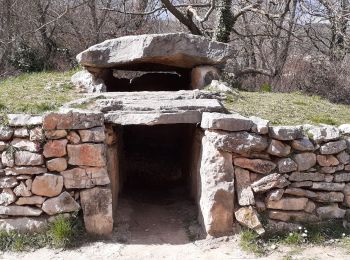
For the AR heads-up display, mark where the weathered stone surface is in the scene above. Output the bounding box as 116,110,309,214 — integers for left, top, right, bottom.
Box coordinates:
339,124,350,134
317,204,346,219
267,140,291,157
0,205,42,216
80,187,113,236
198,134,234,236
14,128,29,138
43,111,104,130
346,165,350,171
290,181,312,188
234,167,254,206
11,139,40,152
344,184,350,207
78,127,105,143
201,112,253,132
7,114,42,127
42,192,80,215
320,164,344,174
77,33,232,69
293,153,317,171
266,197,308,211
32,174,63,197
191,66,220,89
0,217,47,233
314,192,344,203
29,127,44,142
205,130,268,155
67,144,106,167
284,188,317,199
291,138,315,151
325,174,334,182
305,200,316,213
67,131,81,144
311,182,345,191
5,166,47,175
1,151,14,167
317,155,339,167
0,141,8,152
13,180,32,197
251,173,290,193
0,177,18,188
15,151,44,166
16,196,45,205
233,158,276,174
235,207,265,235
0,189,16,206
307,125,340,143
47,158,67,172
71,70,106,93
45,130,67,139
268,210,319,222
43,139,68,158
334,172,350,182
104,125,117,145
61,167,110,189
250,116,269,135
267,189,284,201
269,126,303,141
320,140,347,155
278,158,298,173
337,151,350,164
0,126,14,141
289,172,325,182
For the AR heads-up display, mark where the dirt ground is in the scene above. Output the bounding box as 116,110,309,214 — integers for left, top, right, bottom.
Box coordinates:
1,188,350,260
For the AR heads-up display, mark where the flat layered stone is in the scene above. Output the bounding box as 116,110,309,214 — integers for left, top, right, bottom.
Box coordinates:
32,174,63,197
77,33,232,70
266,197,308,211
307,126,340,143
290,181,313,188
314,192,344,203
1,151,14,167
317,204,346,219
339,124,350,134
205,130,268,155
320,164,344,174
78,127,106,143
0,205,42,216
15,151,44,166
42,192,80,215
269,126,303,141
43,111,104,130
251,173,290,193
11,139,40,152
311,182,345,191
337,151,350,164
13,180,32,197
61,167,110,189
234,167,254,206
250,116,269,135
268,210,319,222
45,130,67,139
234,158,276,174
16,196,46,205
13,128,29,138
278,158,298,173
289,172,325,182
284,188,317,198
201,112,253,132
47,158,67,172
235,207,265,235
43,139,68,158
80,187,113,237
334,172,350,182
317,155,339,167
293,153,316,171
267,140,291,157
7,114,42,127
5,167,47,176
320,140,347,155
67,144,106,167
267,189,284,201
0,217,47,233
71,70,106,93
0,189,16,206
0,177,18,188
0,126,13,141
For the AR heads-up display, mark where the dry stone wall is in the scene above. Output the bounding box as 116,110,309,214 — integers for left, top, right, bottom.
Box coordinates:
0,112,113,236
201,112,350,235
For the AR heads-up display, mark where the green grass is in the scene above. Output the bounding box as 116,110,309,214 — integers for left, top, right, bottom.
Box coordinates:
226,91,350,125
0,214,83,252
239,229,265,256
0,70,78,116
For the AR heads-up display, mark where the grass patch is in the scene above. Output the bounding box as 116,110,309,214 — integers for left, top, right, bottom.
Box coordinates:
0,214,83,252
227,91,350,125
239,229,265,256
0,70,79,115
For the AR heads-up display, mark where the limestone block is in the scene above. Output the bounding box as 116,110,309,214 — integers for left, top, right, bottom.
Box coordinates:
45,130,68,139
278,158,298,173
307,125,340,143
7,114,42,127
32,174,63,197
233,158,276,174
16,196,45,206
0,126,14,141
291,138,315,151
234,167,254,206
67,144,106,167
11,139,40,153
320,140,347,155
235,207,265,235
201,112,253,132
251,173,290,193
269,126,303,141
43,139,68,158
78,127,106,143
15,151,44,166
317,204,346,219
42,192,80,215
293,153,316,171
5,166,47,176
266,197,308,211
0,189,16,206
191,65,220,89
0,217,47,233
317,155,339,167
289,172,325,182
61,167,110,189
267,140,291,157
0,205,42,216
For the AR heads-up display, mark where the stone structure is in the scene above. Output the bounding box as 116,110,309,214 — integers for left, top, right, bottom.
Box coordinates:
1,33,350,238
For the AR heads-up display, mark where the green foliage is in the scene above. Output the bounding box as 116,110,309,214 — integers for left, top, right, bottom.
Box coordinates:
48,215,74,248
283,232,303,245
310,115,338,125
9,43,45,72
260,83,272,92
239,229,265,256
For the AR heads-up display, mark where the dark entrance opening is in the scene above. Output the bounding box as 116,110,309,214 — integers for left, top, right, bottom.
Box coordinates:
115,124,203,244
102,70,192,92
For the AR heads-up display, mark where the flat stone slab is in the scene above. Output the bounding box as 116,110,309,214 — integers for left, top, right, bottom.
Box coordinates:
77,33,233,70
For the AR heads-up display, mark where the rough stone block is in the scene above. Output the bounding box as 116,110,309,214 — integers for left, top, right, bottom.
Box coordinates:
201,112,253,132
67,144,106,167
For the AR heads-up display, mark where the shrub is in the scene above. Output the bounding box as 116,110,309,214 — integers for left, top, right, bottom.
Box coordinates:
9,43,45,72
